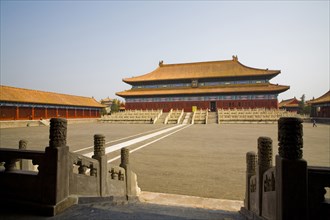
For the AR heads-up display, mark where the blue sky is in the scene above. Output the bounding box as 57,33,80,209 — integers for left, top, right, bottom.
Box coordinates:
1,1,329,102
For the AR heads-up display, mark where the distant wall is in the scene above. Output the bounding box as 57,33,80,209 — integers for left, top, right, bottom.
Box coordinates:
0,105,101,121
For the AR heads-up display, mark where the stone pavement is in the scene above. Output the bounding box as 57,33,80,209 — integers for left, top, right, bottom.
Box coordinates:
0,192,244,220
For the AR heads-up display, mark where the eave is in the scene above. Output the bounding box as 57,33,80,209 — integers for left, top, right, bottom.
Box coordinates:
116,84,290,98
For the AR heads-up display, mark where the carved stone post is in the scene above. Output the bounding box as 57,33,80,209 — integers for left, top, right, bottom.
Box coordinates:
276,117,307,220
245,151,257,210
92,134,107,196
93,134,105,159
40,118,72,215
19,139,28,149
120,147,129,170
18,139,30,170
49,118,67,148
257,137,273,216
120,147,139,200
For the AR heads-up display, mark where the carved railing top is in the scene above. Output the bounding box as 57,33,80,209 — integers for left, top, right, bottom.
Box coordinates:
70,152,99,165
0,148,44,160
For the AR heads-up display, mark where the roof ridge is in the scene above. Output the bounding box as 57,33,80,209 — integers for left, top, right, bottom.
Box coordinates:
0,85,95,100
159,57,279,73
123,57,281,84
160,59,233,67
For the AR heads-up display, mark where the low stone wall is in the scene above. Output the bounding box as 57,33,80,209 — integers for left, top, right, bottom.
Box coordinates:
0,118,98,129
240,117,330,220
0,118,140,216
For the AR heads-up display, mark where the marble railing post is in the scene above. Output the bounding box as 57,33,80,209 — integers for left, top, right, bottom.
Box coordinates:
120,147,130,198
18,139,30,170
19,139,28,150
40,118,70,207
120,147,129,170
245,151,257,210
276,117,307,220
120,147,139,199
257,136,273,216
92,134,107,196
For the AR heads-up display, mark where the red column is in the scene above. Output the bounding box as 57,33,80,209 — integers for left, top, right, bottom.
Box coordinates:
31,107,35,120
45,108,48,119
66,109,68,118
56,108,59,118
16,106,19,120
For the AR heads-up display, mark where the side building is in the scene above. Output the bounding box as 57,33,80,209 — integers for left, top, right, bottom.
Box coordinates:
0,85,104,120
116,56,289,112
308,90,330,118
279,97,300,112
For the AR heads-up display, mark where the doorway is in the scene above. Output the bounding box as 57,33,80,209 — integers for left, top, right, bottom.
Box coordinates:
210,101,216,112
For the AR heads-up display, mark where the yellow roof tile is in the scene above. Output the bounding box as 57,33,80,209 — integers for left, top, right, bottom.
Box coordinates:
279,97,299,108
123,57,280,83
0,85,104,108
308,91,330,104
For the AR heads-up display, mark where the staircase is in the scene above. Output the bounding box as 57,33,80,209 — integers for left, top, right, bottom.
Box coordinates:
156,112,168,124
39,119,50,126
182,112,191,124
207,112,218,124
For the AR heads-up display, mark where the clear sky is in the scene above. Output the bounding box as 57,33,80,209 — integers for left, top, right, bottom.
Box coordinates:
1,1,329,102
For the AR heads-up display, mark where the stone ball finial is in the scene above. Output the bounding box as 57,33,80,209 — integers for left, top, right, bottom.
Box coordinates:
278,117,303,160
49,118,67,148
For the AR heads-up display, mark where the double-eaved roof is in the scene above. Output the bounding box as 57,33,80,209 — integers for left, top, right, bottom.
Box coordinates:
0,85,104,108
117,57,289,98
123,56,280,84
117,84,289,97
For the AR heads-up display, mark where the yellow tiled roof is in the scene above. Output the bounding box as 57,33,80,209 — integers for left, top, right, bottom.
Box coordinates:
116,84,289,97
308,91,330,104
279,98,299,108
123,57,280,83
0,85,104,108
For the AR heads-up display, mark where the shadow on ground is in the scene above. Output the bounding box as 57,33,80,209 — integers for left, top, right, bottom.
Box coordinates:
0,201,244,220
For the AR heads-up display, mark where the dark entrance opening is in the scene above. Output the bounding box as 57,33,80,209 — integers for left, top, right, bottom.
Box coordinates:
210,101,216,112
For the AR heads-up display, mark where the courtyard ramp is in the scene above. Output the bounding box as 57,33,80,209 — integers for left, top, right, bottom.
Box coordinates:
78,124,190,161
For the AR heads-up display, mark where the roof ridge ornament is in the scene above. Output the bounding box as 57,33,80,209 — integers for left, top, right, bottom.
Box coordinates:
159,60,164,67
232,55,238,61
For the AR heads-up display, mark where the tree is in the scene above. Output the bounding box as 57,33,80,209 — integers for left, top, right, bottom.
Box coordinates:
298,94,311,115
110,99,121,113
298,94,305,114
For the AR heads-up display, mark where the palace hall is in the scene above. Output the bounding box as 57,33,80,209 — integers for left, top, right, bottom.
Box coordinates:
308,90,330,118
0,85,104,120
279,97,300,112
117,56,289,112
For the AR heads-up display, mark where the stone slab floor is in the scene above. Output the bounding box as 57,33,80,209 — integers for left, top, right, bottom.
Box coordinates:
1,122,329,201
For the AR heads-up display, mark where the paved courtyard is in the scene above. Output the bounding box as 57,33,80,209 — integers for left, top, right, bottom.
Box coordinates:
1,122,329,201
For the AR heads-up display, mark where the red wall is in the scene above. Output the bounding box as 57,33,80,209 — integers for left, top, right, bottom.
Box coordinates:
0,106,16,120
319,106,330,117
125,99,278,112
0,106,101,121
